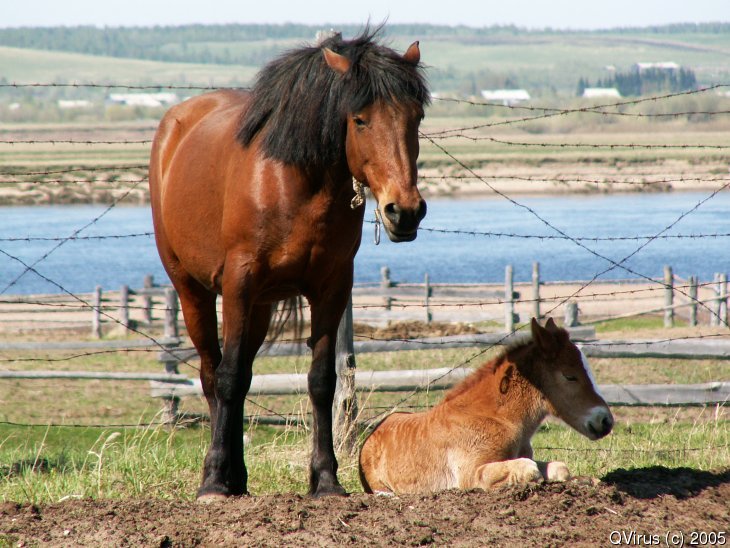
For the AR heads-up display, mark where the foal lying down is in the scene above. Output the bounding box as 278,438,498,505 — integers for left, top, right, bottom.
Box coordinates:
359,318,613,494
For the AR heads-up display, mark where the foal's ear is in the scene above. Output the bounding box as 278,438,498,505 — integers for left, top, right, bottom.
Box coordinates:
531,317,561,358
323,47,351,75
403,41,421,65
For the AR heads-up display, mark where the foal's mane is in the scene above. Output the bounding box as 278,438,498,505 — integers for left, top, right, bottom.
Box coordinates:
236,28,430,169
443,336,536,403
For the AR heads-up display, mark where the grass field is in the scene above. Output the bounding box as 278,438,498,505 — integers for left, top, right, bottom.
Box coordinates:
1,316,728,503
2,27,730,95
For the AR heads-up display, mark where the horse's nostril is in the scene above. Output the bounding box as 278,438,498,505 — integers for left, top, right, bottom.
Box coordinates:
416,199,427,222
383,203,400,224
602,415,614,433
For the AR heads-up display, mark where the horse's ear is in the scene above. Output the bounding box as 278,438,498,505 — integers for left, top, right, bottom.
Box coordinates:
403,41,421,65
323,47,351,75
544,317,559,332
531,317,560,358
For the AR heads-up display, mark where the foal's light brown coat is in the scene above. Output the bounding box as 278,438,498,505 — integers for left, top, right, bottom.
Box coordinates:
359,318,613,494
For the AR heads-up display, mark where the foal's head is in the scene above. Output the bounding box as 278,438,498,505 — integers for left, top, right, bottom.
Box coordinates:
528,318,613,440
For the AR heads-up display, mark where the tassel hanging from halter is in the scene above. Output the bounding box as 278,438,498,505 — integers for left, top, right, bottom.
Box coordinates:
350,178,365,209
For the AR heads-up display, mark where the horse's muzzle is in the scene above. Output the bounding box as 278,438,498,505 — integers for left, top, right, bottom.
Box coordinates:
585,407,614,440
382,200,427,242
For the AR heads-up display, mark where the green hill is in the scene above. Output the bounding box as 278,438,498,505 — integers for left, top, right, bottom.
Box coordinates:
0,23,728,99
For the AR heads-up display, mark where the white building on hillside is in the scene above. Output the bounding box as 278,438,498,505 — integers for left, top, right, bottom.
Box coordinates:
633,62,680,73
107,92,179,108
480,89,531,106
582,88,621,99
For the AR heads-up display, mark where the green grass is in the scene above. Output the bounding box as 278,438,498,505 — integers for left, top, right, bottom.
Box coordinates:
0,407,726,503
0,46,254,86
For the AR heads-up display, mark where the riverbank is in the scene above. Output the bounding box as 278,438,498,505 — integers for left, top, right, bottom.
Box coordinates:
0,158,727,206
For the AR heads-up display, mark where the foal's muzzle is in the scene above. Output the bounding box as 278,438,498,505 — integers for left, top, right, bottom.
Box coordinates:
381,200,427,242
585,407,614,440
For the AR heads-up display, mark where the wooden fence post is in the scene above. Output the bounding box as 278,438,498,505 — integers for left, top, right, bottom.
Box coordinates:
334,295,358,452
718,273,727,327
424,272,432,324
564,301,579,327
711,273,721,327
91,285,102,339
505,265,514,332
119,285,130,330
142,274,154,326
380,266,392,310
164,288,179,340
689,276,698,327
532,262,541,321
663,265,674,328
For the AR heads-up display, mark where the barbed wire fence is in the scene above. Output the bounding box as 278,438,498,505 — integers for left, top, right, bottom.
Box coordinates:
0,82,728,442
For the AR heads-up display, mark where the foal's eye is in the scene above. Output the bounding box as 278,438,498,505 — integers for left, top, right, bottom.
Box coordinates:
353,116,367,127
562,374,578,382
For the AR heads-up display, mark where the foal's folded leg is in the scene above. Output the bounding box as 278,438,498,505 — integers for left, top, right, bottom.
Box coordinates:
536,461,571,482
473,458,543,489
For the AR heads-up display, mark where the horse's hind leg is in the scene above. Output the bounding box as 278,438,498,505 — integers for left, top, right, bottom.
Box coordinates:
173,279,222,431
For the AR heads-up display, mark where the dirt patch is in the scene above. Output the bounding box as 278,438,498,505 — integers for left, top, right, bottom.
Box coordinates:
3,467,727,546
354,320,481,340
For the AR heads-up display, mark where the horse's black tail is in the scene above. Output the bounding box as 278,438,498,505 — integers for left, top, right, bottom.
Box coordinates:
263,296,305,351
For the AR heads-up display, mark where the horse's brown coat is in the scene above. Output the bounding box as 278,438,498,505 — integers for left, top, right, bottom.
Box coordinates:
149,32,429,499
359,318,613,494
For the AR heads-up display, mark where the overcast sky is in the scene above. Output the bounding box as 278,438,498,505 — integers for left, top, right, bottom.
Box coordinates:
2,0,729,30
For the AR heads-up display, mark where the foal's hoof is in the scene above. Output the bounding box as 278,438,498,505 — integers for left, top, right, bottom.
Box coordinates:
196,493,229,504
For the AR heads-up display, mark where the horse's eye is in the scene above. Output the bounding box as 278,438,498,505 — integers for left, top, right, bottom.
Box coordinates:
563,374,578,382
353,116,366,127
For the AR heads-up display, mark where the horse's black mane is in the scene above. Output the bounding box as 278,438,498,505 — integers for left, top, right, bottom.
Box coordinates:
236,29,430,168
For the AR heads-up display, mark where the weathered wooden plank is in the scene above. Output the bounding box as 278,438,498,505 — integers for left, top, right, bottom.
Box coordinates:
158,327,597,364
0,338,181,351
149,370,730,407
0,370,190,382
579,339,730,360
599,382,730,406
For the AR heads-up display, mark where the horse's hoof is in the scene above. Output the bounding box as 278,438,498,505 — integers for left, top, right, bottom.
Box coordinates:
311,484,349,498
196,493,229,504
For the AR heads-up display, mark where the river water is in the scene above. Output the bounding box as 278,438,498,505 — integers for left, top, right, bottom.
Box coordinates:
1,191,728,295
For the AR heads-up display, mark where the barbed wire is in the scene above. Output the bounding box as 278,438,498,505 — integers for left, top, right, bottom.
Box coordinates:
419,174,730,187
0,165,148,176
0,83,229,91
432,135,730,149
0,139,152,145
3,81,730,427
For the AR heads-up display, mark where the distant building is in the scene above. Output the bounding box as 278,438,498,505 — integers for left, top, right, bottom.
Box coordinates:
58,99,93,109
633,62,680,73
480,89,531,106
582,88,621,99
107,93,179,108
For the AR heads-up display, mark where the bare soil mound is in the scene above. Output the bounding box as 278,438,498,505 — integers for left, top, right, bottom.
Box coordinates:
3,467,727,546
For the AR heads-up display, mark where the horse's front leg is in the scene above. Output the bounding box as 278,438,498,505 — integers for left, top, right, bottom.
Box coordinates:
472,458,543,489
307,288,350,497
536,461,571,482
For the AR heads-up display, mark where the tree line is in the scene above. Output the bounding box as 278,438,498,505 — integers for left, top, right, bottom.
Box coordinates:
0,23,728,67
576,67,697,97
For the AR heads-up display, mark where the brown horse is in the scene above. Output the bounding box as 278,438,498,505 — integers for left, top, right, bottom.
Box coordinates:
149,31,429,500
359,318,614,494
